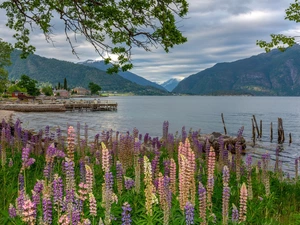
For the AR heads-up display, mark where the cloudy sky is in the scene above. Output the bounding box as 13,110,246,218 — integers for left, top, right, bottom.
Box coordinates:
0,0,299,83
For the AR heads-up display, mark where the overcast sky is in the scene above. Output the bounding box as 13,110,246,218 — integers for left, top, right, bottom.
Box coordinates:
0,0,298,83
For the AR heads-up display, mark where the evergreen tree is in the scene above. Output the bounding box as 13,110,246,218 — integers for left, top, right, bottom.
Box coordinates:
63,78,67,90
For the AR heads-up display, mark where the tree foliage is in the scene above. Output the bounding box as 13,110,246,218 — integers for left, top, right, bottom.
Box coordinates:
257,0,300,52
17,74,40,96
88,82,101,95
0,0,188,73
0,38,13,93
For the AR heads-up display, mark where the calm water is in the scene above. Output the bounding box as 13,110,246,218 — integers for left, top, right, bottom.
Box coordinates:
13,96,300,175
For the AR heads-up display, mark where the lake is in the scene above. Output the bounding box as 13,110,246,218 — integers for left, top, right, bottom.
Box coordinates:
13,96,300,176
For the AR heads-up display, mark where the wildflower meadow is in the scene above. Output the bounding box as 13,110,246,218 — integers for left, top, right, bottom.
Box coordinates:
1,119,300,224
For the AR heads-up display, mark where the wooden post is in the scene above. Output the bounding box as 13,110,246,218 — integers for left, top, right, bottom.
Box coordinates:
253,115,260,138
278,118,285,144
289,133,292,145
251,118,255,146
270,122,273,142
259,120,262,139
221,113,227,135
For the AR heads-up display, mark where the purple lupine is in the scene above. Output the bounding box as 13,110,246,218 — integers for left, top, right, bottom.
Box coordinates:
124,177,135,190
43,195,52,224
182,126,187,142
164,176,172,209
53,175,63,206
79,160,86,183
72,209,81,225
19,174,25,191
32,180,44,205
16,189,25,214
122,202,132,225
8,204,17,218
144,133,149,144
5,123,11,145
21,147,35,170
105,172,114,190
185,201,194,225
116,161,123,193
138,134,142,141
231,204,239,222
163,159,171,177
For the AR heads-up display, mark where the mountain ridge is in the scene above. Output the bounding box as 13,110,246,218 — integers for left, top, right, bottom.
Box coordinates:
173,45,300,96
78,60,167,91
6,51,169,95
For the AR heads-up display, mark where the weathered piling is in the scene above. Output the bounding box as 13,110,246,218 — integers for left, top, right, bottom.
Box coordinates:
251,118,255,146
252,115,260,138
259,120,262,139
289,133,292,145
277,118,285,144
221,113,227,135
270,122,273,142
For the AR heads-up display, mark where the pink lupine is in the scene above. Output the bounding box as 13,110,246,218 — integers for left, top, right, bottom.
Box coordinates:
67,126,75,162
239,183,248,222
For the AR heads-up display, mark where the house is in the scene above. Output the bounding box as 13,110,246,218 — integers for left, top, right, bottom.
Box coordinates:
54,89,70,98
73,87,91,95
12,90,23,97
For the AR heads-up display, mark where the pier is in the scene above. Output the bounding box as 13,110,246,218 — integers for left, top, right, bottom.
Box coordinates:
0,99,118,112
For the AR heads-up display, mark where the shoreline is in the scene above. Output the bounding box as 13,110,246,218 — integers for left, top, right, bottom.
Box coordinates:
0,110,15,122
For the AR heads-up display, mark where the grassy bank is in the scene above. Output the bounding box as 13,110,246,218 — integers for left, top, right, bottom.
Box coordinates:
0,120,300,224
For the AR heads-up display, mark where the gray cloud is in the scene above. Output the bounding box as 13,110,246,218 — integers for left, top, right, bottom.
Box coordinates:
0,0,298,83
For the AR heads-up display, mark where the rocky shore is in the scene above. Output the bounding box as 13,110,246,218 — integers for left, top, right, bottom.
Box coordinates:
0,110,15,122
0,103,66,112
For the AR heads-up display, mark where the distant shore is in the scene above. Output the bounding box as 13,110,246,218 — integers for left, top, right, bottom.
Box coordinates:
0,110,15,122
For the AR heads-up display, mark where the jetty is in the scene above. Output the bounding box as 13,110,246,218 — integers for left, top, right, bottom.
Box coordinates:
0,99,117,112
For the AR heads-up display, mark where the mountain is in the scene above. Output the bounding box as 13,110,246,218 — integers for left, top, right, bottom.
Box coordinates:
173,44,300,96
161,78,180,92
78,60,167,91
6,51,169,95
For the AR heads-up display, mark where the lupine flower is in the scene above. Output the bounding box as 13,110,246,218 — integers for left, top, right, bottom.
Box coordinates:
22,198,36,225
262,153,270,196
116,161,124,194
89,193,97,217
9,204,17,218
42,193,52,224
207,147,215,209
21,147,35,171
124,177,135,190
198,182,207,225
102,143,110,172
231,204,239,223
239,183,248,222
185,201,194,225
122,202,132,225
144,155,155,216
67,126,75,161
78,182,89,201
222,166,230,225
170,158,176,195
58,214,70,225
85,165,94,193
53,174,63,206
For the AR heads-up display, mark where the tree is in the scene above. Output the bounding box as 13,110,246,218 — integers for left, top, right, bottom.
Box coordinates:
0,0,188,73
0,38,13,93
88,82,101,95
257,0,300,52
17,74,40,96
63,78,67,90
